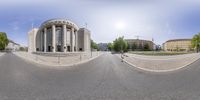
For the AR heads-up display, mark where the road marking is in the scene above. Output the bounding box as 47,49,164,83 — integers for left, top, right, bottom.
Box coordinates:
115,54,200,72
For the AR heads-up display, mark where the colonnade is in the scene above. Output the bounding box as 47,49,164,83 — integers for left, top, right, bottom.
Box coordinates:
42,24,78,52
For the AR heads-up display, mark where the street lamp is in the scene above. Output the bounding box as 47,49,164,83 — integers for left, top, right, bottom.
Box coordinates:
91,47,92,58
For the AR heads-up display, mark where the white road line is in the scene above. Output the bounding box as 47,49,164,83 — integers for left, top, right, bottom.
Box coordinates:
115,54,200,72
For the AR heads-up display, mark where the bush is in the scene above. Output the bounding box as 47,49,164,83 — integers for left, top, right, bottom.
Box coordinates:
0,32,9,50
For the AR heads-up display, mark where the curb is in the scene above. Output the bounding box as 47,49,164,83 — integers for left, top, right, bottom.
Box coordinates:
13,52,104,69
117,54,200,72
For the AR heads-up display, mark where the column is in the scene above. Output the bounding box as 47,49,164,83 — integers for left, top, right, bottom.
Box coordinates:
62,24,67,52
44,28,47,52
75,30,78,52
40,31,43,51
71,28,74,52
52,25,56,52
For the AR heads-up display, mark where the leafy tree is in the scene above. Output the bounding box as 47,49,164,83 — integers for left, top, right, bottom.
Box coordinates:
0,32,9,50
132,42,137,51
19,47,25,51
107,43,113,51
113,36,128,52
192,33,200,52
144,43,150,51
91,40,99,50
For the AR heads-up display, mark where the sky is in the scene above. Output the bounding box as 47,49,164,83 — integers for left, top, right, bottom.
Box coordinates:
0,0,200,46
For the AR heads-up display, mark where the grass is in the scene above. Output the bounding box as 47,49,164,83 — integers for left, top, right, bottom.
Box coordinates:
128,51,192,56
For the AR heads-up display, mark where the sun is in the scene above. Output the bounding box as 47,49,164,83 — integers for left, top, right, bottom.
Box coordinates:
115,21,126,30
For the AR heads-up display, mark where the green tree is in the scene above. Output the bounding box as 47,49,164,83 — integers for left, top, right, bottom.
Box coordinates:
132,42,137,51
144,43,150,51
0,32,9,50
192,33,200,52
91,40,99,50
107,43,113,51
113,36,128,52
19,47,25,51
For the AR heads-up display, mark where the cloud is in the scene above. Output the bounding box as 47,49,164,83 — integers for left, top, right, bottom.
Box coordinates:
1,0,200,45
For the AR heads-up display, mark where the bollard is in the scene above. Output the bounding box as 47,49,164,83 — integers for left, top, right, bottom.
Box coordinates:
36,53,38,61
80,54,82,61
58,53,60,64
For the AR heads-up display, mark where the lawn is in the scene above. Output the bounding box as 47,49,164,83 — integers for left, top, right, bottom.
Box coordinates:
128,51,192,56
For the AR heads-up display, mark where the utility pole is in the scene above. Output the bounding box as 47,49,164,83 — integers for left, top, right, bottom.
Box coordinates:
135,35,141,50
196,40,198,53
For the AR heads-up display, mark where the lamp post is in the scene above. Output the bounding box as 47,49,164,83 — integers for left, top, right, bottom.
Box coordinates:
196,40,198,53
120,42,124,62
91,45,92,58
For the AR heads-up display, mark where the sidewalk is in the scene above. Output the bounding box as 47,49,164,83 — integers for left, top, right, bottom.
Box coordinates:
13,51,103,69
0,53,4,57
117,53,200,72
0,52,4,56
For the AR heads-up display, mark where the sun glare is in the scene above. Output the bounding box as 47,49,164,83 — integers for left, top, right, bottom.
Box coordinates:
115,21,126,30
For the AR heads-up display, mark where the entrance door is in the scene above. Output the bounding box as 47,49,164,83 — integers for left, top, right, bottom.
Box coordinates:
57,45,62,52
67,46,70,52
48,46,51,52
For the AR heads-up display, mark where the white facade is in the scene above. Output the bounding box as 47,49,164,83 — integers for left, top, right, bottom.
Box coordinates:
28,19,91,53
5,40,20,51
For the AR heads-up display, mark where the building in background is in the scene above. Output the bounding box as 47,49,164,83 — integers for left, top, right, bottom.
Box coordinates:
155,45,162,51
28,19,91,53
163,39,194,52
5,39,20,51
125,39,154,51
98,43,108,51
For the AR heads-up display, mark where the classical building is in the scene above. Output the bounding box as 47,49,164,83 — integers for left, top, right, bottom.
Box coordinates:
163,39,194,52
125,39,154,50
28,19,91,53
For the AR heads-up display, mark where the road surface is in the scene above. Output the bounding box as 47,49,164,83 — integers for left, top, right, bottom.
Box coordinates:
0,52,200,100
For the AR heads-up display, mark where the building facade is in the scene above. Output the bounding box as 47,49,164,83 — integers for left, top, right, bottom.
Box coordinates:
5,39,20,51
28,19,91,53
163,39,193,52
125,39,154,50
98,43,108,51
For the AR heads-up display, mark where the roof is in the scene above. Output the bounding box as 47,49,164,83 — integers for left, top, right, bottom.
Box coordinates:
40,18,79,30
125,39,153,42
165,39,192,42
8,39,20,46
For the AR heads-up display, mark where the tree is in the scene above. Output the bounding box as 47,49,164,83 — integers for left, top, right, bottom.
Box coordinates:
91,40,99,50
19,47,25,51
192,33,200,52
144,43,150,51
0,32,9,50
132,42,137,51
113,36,128,52
107,43,113,51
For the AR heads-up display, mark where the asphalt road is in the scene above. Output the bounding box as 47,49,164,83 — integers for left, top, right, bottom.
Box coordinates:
0,52,200,100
